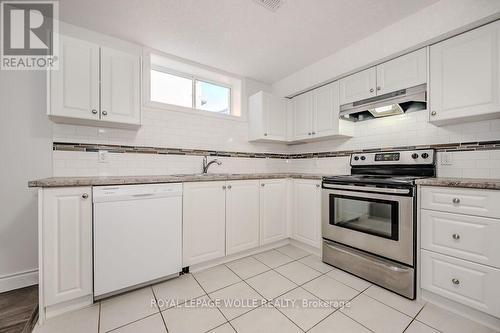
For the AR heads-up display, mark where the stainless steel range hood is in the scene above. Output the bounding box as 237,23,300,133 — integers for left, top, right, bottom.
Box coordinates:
340,84,427,122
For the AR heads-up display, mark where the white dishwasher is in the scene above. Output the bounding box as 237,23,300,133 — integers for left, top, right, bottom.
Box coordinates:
93,183,182,298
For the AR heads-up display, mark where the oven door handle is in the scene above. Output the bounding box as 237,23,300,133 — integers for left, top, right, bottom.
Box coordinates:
322,183,410,195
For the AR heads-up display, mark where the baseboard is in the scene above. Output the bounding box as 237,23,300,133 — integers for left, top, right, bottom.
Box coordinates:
0,269,38,292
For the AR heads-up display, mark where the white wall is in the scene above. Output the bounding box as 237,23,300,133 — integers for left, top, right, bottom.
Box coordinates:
273,0,500,97
0,70,52,292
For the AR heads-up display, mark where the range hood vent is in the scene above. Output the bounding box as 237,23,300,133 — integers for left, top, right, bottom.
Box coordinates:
340,84,427,122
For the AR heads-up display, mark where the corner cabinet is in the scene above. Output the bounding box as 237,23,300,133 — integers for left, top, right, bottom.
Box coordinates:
248,91,287,142
429,20,500,124
39,187,93,321
49,35,141,128
291,81,353,142
292,179,322,248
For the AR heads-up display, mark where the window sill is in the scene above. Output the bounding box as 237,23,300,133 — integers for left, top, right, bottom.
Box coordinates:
144,100,247,122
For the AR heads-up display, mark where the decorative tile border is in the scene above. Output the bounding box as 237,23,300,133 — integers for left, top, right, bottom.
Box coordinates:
53,140,500,160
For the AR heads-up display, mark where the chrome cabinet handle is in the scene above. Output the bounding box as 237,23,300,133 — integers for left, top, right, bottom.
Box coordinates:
227,185,232,189
261,183,265,187
82,193,89,199
222,185,227,190
91,109,98,115
308,132,312,136
264,133,268,136
102,110,108,116
369,88,374,93
431,111,437,116
376,86,381,91
316,184,320,188
452,197,460,204
312,131,316,135
452,233,460,240
452,278,460,285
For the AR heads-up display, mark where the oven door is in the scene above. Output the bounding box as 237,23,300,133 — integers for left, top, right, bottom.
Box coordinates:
321,184,414,266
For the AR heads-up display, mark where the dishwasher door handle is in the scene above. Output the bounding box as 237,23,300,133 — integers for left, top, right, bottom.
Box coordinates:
132,193,156,197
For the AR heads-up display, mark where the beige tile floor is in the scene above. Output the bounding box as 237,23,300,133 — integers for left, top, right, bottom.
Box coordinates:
33,245,499,333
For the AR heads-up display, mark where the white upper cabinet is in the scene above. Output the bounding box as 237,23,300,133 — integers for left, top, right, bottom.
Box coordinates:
100,47,141,125
292,91,314,140
430,20,500,124
49,35,141,128
376,48,427,95
50,35,100,121
182,181,226,266
248,91,286,142
42,187,93,307
292,179,322,248
225,180,260,255
339,67,377,104
259,179,288,245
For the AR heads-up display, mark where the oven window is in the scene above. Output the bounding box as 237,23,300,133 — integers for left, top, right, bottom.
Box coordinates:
329,194,399,240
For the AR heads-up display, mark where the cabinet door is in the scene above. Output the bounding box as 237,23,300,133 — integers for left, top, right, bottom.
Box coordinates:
339,67,376,104
265,94,287,140
430,21,500,124
292,180,321,248
259,179,287,245
226,180,260,255
42,187,92,306
292,91,313,140
183,182,226,266
313,81,340,137
376,48,427,94
50,35,99,120
100,47,141,125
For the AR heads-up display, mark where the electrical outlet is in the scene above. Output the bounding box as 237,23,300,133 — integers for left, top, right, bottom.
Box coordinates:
98,150,109,163
440,152,453,165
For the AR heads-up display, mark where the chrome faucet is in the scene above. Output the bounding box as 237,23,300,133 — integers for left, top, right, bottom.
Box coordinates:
202,156,222,174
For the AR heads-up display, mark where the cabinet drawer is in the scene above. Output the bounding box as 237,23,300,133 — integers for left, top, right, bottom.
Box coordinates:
420,186,500,218
421,250,500,317
421,210,500,268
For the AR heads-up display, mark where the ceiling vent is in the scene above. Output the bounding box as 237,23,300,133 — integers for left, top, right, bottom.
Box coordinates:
253,0,284,12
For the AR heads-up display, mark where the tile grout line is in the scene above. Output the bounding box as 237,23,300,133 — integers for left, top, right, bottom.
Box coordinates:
335,292,378,333
360,289,424,320
150,285,170,333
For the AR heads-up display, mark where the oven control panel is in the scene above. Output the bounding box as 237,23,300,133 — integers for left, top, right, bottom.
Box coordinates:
351,149,435,166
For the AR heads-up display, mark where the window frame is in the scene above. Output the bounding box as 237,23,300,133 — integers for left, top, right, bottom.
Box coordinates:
146,60,240,120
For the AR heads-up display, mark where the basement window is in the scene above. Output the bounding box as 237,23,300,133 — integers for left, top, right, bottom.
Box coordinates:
146,53,241,117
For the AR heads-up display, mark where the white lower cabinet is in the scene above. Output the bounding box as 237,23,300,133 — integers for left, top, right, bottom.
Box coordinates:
259,179,288,245
420,185,500,320
421,250,500,317
226,180,260,255
40,187,93,315
292,179,322,248
182,181,226,266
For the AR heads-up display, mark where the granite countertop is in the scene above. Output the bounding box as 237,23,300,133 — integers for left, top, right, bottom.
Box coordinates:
28,173,328,188
415,177,500,190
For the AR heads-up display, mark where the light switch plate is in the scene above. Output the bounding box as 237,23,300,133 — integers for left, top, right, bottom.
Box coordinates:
98,150,109,163
440,152,453,165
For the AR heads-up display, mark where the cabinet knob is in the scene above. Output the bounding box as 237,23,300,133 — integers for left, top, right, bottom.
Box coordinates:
369,88,374,93
312,132,316,135
308,132,312,136
376,86,381,91
431,111,437,116
91,109,98,115
261,183,265,187
316,184,320,188
264,133,268,136
452,233,460,240
102,110,108,116
452,197,460,204
227,185,232,189
452,278,460,285
82,193,89,199
222,185,227,190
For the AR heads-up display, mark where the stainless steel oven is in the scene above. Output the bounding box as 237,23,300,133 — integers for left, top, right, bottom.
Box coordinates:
322,184,414,265
321,149,435,299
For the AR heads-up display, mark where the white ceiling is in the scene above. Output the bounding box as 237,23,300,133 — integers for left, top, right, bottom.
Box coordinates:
59,0,439,83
